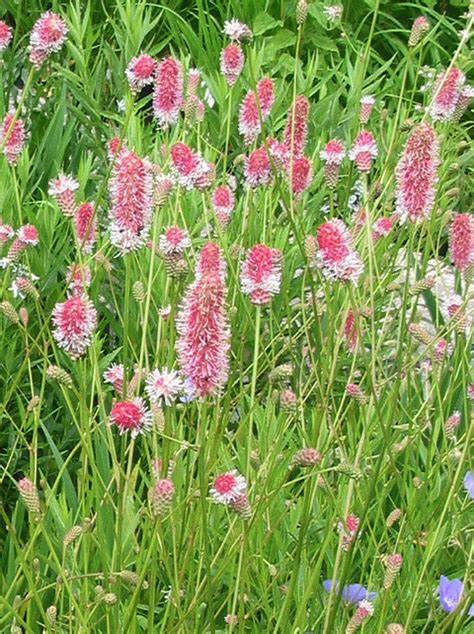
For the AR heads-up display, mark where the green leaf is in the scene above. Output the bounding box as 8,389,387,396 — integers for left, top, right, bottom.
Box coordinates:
253,11,282,36
265,29,297,59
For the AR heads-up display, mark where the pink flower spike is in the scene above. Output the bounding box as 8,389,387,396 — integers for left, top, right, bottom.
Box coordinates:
108,148,153,253
0,222,14,246
103,363,125,394
240,244,282,305
288,155,312,196
257,77,275,118
349,131,377,173
74,202,96,253
372,216,393,241
109,398,152,438
126,54,156,92
159,226,191,256
107,136,125,163
220,43,244,86
316,219,363,284
176,243,230,398
359,95,375,125
153,57,184,129
320,139,345,165
0,21,12,52
48,173,79,217
344,309,358,353
395,123,439,223
449,213,473,272
239,90,260,145
212,185,235,227
150,478,174,517
210,470,247,505
52,294,97,359
17,224,39,246
66,263,91,295
28,11,68,69
170,142,212,190
409,16,429,47
430,67,465,122
244,146,271,188
284,95,309,158
268,138,289,170
1,113,25,165
145,368,183,406
223,19,252,42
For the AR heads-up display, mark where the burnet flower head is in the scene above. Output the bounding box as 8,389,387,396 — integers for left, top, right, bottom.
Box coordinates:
145,368,183,406
74,202,96,253
170,142,213,190
1,113,26,165
284,95,309,158
220,43,244,86
244,146,272,188
316,219,363,284
238,78,275,145
349,131,377,173
48,173,79,217
210,470,247,505
223,19,252,42
126,54,157,92
28,11,68,68
0,21,12,52
395,123,439,223
109,398,152,438
211,185,235,227
320,139,345,189
153,57,184,129
240,244,282,305
449,213,473,272
52,294,97,359
430,67,465,121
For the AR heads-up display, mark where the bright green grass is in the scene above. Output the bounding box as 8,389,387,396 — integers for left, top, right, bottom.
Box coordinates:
0,1,472,632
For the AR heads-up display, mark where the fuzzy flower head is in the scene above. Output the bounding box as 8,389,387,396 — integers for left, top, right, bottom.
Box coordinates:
52,294,97,359
159,225,191,257
244,146,271,188
223,19,252,42
0,21,12,52
395,123,439,223
438,576,474,615
103,363,125,394
449,213,473,272
145,368,184,406
0,222,14,246
289,155,312,196
176,243,230,398
212,185,235,226
126,54,156,92
108,149,153,253
170,142,212,190
359,95,375,125
17,224,39,246
220,43,244,86
240,244,282,305
409,16,430,47
109,398,152,438
238,79,274,146
1,113,25,165
320,139,345,165
349,131,377,173
66,263,91,295
372,216,393,240
210,470,247,505
430,67,465,121
284,95,309,158
48,173,79,217
74,202,96,253
153,57,184,129
316,219,363,284
28,11,68,68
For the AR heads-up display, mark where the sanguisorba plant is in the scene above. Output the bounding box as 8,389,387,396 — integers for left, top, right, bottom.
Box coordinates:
0,1,472,632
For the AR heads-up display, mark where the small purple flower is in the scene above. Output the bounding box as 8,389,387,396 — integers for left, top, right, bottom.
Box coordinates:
463,471,474,499
438,576,474,615
323,580,377,605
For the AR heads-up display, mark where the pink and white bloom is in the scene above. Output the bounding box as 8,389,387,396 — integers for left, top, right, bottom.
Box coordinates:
1,113,25,164
159,226,191,256
6,224,39,263
48,173,79,217
238,78,275,145
240,244,282,304
372,216,393,240
257,77,275,118
170,142,212,190
288,155,312,196
210,470,247,504
430,67,465,121
126,54,156,92
28,11,68,68
284,95,310,158
359,95,375,125
0,222,14,246
349,131,377,173
211,185,235,227
324,5,343,21
52,294,97,359
153,57,184,128
223,19,252,42
66,263,91,295
395,123,439,223
109,398,152,438
74,202,96,253
220,43,244,86
244,146,271,188
316,219,363,284
108,148,153,252
103,363,125,394
176,243,230,398
409,16,430,47
0,21,12,52
145,368,183,406
449,213,473,272
320,139,345,188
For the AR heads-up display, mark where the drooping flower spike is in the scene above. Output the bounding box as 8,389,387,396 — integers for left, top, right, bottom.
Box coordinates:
395,123,439,223
349,131,377,173
449,213,473,272
1,113,25,165
109,398,152,438
153,57,184,129
48,174,79,217
176,242,230,398
220,43,244,86
430,67,465,122
52,294,97,359
240,244,282,305
126,54,156,92
0,21,12,52
28,11,68,69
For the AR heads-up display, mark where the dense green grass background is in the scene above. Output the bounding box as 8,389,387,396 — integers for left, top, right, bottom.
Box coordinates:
0,0,472,632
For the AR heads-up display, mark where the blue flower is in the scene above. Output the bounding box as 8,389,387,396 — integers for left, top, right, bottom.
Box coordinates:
438,576,474,616
323,580,377,605
463,471,474,500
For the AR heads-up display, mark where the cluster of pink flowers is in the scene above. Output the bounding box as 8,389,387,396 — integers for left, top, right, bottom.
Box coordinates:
1,224,39,265
126,54,157,92
284,95,309,158
320,139,345,188
338,514,360,551
430,66,466,121
238,77,275,145
244,146,272,188
220,43,244,86
349,131,377,173
359,95,375,125
395,123,439,223
176,243,230,398
145,368,183,406
103,363,125,394
48,174,79,217
28,11,68,68
170,142,214,190
210,470,251,518
1,113,25,164
74,202,96,253
52,293,97,359
0,20,12,52
108,147,153,252
109,398,152,438
211,185,235,227
315,219,363,284
240,244,282,305
449,213,473,272
153,57,184,128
